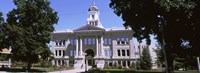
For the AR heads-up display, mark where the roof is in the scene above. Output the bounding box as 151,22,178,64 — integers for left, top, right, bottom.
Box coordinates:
0,48,11,54
74,24,105,31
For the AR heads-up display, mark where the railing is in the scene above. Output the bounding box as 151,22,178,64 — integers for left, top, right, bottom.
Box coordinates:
0,61,10,65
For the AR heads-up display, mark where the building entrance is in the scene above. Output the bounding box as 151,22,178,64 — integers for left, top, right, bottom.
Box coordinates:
85,49,95,66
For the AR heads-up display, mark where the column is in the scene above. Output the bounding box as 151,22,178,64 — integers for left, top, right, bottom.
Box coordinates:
61,50,63,57
129,38,134,58
125,49,127,57
120,61,122,66
96,36,99,56
126,61,128,68
61,60,63,65
100,36,104,56
80,36,83,56
120,50,122,57
76,37,79,57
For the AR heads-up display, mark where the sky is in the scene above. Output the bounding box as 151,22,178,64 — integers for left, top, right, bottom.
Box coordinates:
0,0,157,45
0,0,124,30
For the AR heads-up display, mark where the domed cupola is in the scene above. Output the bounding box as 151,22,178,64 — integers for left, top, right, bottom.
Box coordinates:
88,2,98,11
86,1,103,28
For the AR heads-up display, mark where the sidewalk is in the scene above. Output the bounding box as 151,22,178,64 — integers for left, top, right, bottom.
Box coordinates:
49,68,85,73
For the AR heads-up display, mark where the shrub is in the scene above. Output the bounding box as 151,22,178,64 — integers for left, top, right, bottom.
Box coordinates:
112,61,118,69
129,62,136,69
136,60,141,70
103,62,110,69
118,65,123,69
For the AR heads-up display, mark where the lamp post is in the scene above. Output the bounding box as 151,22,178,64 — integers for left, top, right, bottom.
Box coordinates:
158,15,168,73
83,53,88,72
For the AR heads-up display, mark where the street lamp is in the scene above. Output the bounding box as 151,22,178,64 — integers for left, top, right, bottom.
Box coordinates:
83,53,88,72
158,15,168,73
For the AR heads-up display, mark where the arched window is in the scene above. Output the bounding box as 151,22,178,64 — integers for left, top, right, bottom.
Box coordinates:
92,15,95,19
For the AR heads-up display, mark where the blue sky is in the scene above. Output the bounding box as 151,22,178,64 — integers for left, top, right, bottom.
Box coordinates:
0,0,124,30
0,0,157,45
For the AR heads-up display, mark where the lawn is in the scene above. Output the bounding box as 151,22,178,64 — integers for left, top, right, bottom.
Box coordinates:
81,69,199,73
0,67,55,72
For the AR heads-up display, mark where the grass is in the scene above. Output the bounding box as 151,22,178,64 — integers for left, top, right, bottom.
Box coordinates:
81,69,199,73
0,67,55,72
0,65,74,72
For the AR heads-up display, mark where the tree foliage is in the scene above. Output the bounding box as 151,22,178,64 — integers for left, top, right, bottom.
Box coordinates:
140,47,152,70
109,0,200,71
4,0,58,70
136,59,140,70
0,12,8,49
130,61,136,69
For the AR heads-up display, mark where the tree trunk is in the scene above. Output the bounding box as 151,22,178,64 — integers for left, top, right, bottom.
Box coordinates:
26,60,32,71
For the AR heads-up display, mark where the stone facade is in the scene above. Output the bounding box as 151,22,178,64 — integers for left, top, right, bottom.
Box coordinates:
50,2,157,69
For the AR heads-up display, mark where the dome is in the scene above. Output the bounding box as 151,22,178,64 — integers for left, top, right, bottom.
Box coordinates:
88,2,98,11
88,6,98,11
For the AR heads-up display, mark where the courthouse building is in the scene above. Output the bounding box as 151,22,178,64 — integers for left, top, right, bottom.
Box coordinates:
50,2,157,69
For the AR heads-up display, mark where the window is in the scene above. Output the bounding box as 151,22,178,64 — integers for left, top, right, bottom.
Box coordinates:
127,61,130,67
74,50,76,56
117,41,120,44
104,39,107,45
122,50,125,56
55,50,58,56
55,42,58,46
104,50,107,56
127,50,130,56
89,22,92,25
58,60,60,65
95,21,98,26
55,60,57,65
123,61,126,67
84,39,87,45
117,38,120,41
59,41,62,46
135,52,139,55
126,38,129,42
117,50,121,56
121,38,125,41
63,40,65,45
62,60,65,65
70,39,73,45
88,38,91,45
109,50,112,56
117,38,120,44
105,50,112,57
126,39,129,44
121,41,125,44
118,61,121,66
109,62,112,66
108,38,111,45
92,15,95,19
92,38,95,44
73,39,76,45
63,50,65,56
70,50,73,56
59,50,61,56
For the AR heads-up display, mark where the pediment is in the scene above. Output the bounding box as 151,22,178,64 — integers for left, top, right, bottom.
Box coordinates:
74,24,105,31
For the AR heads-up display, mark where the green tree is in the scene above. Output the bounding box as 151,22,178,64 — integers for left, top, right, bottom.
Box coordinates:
109,0,200,72
0,12,8,49
5,0,58,70
129,62,135,69
140,47,152,70
136,60,140,70
155,49,164,68
0,12,4,48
